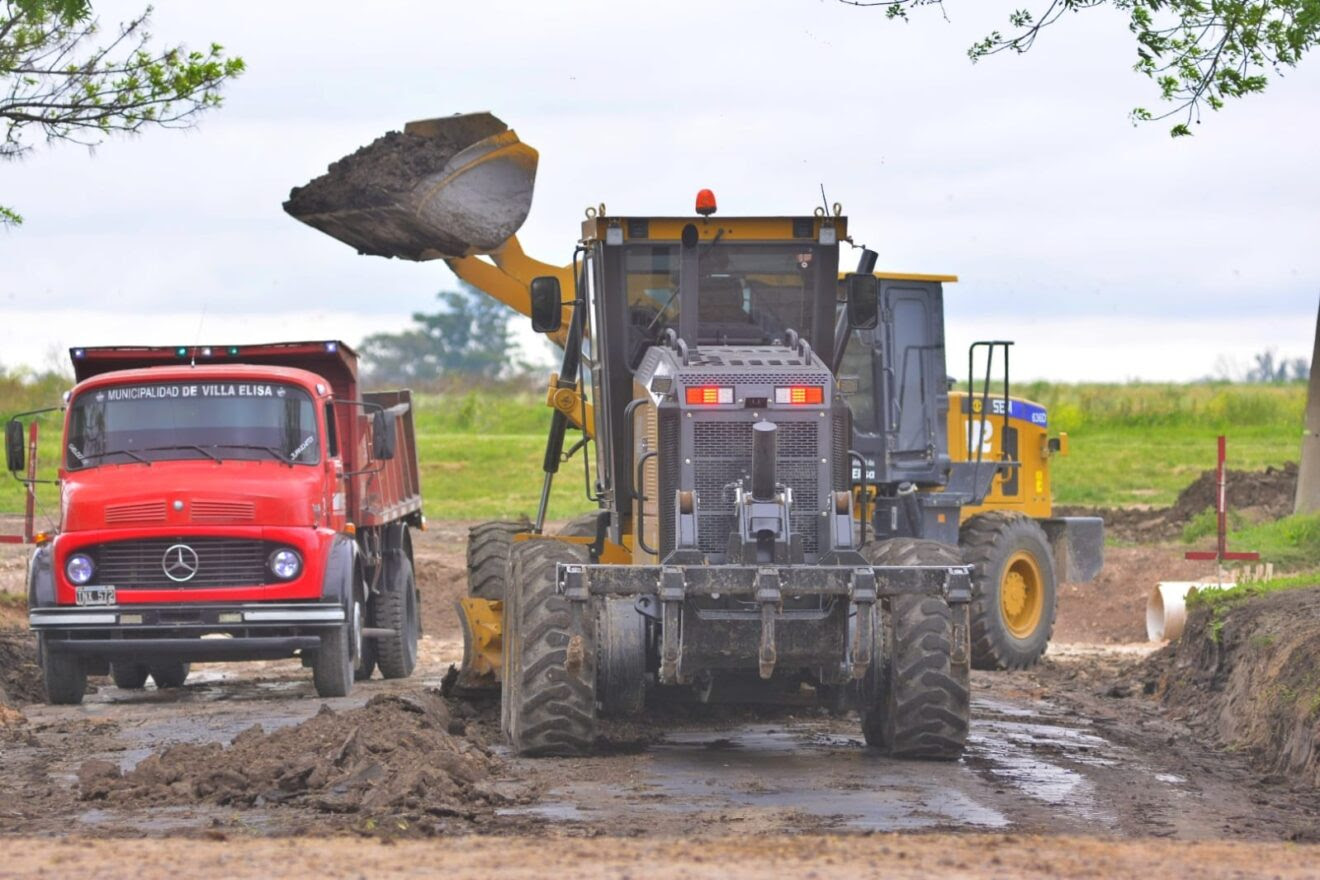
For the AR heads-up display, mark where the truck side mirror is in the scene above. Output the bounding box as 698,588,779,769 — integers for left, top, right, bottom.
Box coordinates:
5,419,24,473
530,276,563,334
846,273,879,330
372,410,397,460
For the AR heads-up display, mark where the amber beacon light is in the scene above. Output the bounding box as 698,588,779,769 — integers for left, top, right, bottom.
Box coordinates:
695,188,717,216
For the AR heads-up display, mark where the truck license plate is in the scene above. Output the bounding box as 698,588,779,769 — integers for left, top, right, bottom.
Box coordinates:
75,586,116,606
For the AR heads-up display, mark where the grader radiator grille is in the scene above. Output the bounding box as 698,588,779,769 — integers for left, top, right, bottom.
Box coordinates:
692,421,820,556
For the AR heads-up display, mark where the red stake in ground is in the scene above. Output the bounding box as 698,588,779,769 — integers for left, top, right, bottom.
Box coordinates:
1184,435,1260,565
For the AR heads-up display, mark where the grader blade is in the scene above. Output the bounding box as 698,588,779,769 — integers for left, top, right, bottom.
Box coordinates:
450,597,503,695
283,112,537,260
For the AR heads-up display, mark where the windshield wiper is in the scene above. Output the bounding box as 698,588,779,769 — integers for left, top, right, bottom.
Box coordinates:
207,443,295,467
126,444,224,464
87,448,152,466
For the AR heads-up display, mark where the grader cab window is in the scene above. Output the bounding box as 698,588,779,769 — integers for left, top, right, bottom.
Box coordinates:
622,243,822,366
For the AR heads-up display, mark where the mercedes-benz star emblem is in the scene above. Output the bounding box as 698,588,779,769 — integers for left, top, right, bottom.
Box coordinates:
162,544,200,583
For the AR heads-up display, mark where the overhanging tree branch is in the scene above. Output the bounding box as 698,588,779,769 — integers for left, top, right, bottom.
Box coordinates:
1,0,244,225
840,0,1320,136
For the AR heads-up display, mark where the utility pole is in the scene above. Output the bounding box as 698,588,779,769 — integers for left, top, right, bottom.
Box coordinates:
1294,297,1320,514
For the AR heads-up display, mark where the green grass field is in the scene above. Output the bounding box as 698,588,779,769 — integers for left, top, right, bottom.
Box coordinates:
0,374,1307,523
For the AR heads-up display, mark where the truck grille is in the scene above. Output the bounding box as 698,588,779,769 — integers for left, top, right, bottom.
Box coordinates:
86,537,273,589
692,421,821,556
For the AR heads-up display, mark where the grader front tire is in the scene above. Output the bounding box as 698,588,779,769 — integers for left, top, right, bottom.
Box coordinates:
502,539,596,757
960,513,1057,671
858,538,970,761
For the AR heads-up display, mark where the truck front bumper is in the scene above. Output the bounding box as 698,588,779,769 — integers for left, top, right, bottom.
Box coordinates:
561,562,972,686
29,602,345,663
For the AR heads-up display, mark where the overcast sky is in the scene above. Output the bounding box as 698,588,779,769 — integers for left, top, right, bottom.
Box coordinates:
3,0,1317,381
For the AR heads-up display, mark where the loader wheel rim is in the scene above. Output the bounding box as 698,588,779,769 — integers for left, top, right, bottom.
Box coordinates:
1000,550,1044,639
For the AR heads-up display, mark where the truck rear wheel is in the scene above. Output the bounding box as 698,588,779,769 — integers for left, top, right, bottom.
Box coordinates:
503,539,596,756
374,556,420,679
39,635,87,706
960,512,1057,670
150,662,190,689
111,662,149,690
312,600,357,698
857,538,969,760
468,520,529,600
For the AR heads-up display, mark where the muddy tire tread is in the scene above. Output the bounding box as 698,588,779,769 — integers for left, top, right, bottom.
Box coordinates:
858,538,969,761
468,520,529,600
111,662,149,690
374,556,419,680
504,539,595,757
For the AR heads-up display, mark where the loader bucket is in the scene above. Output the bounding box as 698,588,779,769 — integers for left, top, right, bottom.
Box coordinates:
283,112,537,260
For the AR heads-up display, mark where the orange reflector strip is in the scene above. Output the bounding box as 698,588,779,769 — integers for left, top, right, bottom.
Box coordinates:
684,386,732,405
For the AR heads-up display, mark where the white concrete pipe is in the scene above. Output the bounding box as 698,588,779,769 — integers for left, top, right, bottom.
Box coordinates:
1147,582,1203,642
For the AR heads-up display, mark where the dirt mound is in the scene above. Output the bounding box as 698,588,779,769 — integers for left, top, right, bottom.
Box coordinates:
80,690,533,832
286,130,468,216
1149,584,1320,786
1058,462,1298,544
0,627,42,706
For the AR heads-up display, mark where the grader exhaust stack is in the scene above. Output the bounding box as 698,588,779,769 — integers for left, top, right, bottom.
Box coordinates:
283,112,537,260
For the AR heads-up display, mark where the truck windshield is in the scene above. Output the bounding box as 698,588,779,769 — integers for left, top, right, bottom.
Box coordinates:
623,243,822,359
65,381,320,470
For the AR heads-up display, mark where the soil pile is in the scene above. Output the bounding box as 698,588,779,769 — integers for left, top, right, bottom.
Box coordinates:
1150,584,1320,786
285,131,469,216
0,628,42,705
79,690,533,830
1058,462,1298,543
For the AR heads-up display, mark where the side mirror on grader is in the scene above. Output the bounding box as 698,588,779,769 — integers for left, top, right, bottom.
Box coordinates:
5,419,24,473
845,273,879,330
529,276,563,333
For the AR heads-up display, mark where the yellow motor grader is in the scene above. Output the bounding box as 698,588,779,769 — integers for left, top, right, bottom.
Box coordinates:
285,113,1102,756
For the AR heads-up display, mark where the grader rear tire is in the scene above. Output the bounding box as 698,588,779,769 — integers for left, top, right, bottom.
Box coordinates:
556,513,600,538
502,539,596,756
467,520,529,600
960,512,1057,670
857,538,970,760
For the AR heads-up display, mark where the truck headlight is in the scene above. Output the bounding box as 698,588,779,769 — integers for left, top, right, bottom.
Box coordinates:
66,553,94,585
269,548,302,580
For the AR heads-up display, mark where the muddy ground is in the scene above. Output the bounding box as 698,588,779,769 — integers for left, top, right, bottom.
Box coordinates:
3,514,1320,876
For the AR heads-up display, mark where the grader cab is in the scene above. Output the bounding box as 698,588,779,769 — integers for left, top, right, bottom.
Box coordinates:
285,112,1102,758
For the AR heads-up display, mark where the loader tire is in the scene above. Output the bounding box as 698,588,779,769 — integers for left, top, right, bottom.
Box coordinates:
556,513,600,538
468,520,530,600
960,512,1057,670
374,556,420,680
39,635,86,706
502,539,596,757
149,662,190,689
858,538,969,760
111,662,149,690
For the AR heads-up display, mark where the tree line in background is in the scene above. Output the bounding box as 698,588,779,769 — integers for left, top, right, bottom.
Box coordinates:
358,284,540,387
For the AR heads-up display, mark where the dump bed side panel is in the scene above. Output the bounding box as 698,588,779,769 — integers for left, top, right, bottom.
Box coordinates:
353,389,422,526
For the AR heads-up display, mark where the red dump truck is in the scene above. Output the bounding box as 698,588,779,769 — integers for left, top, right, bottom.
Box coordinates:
4,341,424,703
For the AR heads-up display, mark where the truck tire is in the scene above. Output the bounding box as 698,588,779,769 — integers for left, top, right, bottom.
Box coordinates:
111,662,149,690
556,513,599,538
960,512,1057,670
39,635,86,706
857,538,969,760
150,662,190,689
374,556,420,679
503,539,595,756
468,520,529,600
312,601,357,698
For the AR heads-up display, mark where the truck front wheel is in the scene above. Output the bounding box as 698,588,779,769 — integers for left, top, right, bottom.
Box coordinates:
312,600,357,698
39,635,87,706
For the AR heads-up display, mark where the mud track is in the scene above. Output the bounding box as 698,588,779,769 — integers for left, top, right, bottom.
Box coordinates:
3,524,1319,876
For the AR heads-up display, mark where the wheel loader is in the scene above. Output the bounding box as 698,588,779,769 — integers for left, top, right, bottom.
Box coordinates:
285,113,1102,757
